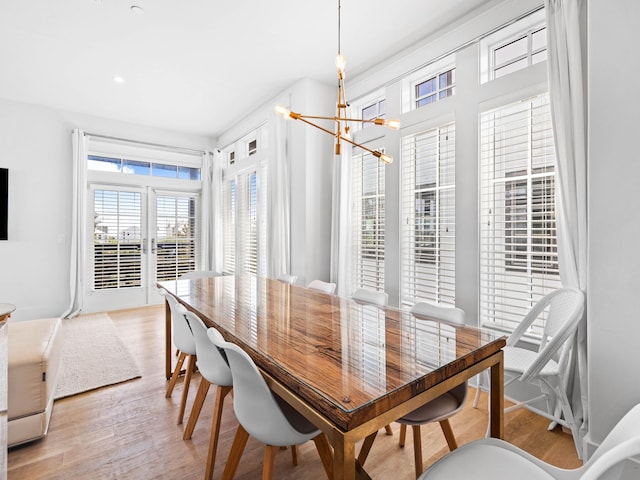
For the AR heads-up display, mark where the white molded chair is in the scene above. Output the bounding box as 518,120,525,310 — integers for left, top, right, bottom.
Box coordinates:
182,312,233,480
399,302,468,478
352,288,389,308
277,274,298,285
419,402,640,480
179,270,219,279
207,328,333,480
161,292,197,425
472,287,586,456
307,279,336,295
352,288,393,436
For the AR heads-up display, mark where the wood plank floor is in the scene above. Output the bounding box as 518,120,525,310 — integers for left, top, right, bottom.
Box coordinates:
8,305,582,479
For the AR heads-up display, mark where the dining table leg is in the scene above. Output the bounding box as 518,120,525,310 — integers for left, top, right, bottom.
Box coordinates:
489,350,505,439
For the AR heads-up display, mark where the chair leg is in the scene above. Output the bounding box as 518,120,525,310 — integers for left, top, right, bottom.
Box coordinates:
262,445,279,480
177,353,196,425
357,431,378,466
412,425,423,479
439,419,458,451
312,433,334,480
204,386,232,480
384,424,394,435
166,351,187,397
290,445,298,466
472,371,486,408
399,423,407,447
183,377,211,439
221,424,250,480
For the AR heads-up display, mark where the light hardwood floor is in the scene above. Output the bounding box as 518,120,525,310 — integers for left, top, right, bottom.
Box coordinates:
8,305,582,479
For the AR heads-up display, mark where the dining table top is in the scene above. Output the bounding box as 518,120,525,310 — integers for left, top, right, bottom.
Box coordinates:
158,274,506,432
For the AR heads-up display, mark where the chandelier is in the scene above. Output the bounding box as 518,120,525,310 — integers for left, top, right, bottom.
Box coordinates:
275,0,400,164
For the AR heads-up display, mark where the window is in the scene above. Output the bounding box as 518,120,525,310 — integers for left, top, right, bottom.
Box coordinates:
220,126,267,277
352,149,385,292
481,8,547,83
93,189,143,290
88,155,201,180
415,68,456,108
156,194,197,281
400,123,456,306
480,93,560,336
361,99,386,128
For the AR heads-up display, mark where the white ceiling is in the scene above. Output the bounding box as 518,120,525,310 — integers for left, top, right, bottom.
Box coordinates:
0,0,495,138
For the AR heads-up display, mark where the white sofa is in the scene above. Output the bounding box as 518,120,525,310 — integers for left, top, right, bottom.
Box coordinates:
8,317,63,447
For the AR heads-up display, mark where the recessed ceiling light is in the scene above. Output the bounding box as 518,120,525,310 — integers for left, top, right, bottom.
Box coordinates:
130,5,145,14
113,76,125,84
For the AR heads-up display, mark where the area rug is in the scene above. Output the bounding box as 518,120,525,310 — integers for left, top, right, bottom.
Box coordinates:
54,312,141,400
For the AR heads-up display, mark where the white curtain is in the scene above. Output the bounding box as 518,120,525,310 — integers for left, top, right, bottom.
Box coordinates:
267,114,291,278
199,151,214,271
210,149,224,274
330,141,353,298
545,0,588,455
62,129,88,318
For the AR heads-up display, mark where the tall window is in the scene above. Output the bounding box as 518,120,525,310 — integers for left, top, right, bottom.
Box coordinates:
93,189,143,290
400,123,456,306
156,194,197,281
352,149,385,291
220,127,267,277
480,93,560,336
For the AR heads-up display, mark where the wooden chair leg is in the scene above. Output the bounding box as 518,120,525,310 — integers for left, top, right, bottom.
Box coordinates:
166,351,186,397
183,377,211,439
312,433,334,480
221,424,250,480
290,445,298,466
177,353,196,425
357,431,378,466
439,419,458,451
204,386,232,480
412,425,423,479
262,445,279,480
399,423,407,447
384,424,393,435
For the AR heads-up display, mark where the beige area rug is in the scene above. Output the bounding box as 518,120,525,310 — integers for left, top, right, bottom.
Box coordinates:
54,312,141,400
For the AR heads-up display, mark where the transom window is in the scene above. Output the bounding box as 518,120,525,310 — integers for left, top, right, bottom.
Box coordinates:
415,68,456,108
88,155,201,180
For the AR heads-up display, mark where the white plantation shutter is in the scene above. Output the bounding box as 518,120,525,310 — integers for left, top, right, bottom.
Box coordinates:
352,148,385,292
400,123,456,307
479,93,561,336
155,193,197,281
222,179,236,274
93,188,143,289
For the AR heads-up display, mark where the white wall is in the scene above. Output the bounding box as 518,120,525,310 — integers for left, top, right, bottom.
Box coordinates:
586,0,640,458
0,98,213,321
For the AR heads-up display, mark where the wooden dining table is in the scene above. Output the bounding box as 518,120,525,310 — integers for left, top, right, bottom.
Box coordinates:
158,274,506,480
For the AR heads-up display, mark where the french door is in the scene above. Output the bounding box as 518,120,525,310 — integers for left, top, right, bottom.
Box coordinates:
85,185,198,312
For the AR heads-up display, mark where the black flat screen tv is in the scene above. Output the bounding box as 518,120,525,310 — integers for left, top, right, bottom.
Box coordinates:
0,168,7,240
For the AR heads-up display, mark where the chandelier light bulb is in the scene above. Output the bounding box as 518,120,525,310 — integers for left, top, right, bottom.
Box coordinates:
385,119,401,130
335,54,346,75
275,104,291,119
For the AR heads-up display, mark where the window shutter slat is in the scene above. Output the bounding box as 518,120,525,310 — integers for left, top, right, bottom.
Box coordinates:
479,93,560,336
400,122,456,307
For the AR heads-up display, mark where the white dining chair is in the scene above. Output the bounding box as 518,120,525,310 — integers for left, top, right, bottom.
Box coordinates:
207,328,333,480
161,292,197,425
472,287,586,457
307,279,336,295
277,274,298,285
419,402,640,480
352,288,389,308
179,270,219,279
181,312,233,480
